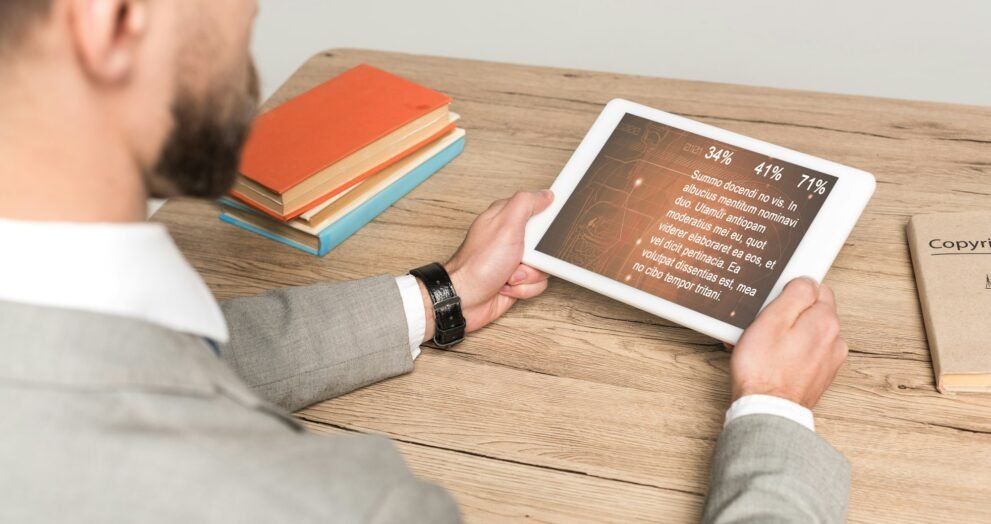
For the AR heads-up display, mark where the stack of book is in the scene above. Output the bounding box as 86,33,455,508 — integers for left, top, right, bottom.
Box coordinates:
219,64,465,256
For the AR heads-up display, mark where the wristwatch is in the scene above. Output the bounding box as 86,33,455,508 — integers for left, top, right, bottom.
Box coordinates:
410,262,466,348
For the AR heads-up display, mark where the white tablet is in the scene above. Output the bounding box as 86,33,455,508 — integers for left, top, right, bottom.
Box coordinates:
524,99,875,343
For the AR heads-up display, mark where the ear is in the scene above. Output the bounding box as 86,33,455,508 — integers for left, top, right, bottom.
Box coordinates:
68,0,148,83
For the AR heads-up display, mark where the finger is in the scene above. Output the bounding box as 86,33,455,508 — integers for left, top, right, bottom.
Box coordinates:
817,283,836,310
499,190,554,224
757,277,820,327
508,264,549,286
500,279,549,300
483,198,510,218
722,342,734,352
795,301,841,341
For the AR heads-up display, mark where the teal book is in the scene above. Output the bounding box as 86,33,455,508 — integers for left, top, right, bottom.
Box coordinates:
220,133,465,256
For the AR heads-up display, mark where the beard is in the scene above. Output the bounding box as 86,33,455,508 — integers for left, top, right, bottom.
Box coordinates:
146,63,260,199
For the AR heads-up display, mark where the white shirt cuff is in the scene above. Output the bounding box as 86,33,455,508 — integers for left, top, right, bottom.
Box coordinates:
395,275,425,360
725,394,815,433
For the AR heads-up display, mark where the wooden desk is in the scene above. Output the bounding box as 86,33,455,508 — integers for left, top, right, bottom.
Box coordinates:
155,49,991,523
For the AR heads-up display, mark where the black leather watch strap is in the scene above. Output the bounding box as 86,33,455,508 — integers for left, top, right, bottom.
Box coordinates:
410,263,466,348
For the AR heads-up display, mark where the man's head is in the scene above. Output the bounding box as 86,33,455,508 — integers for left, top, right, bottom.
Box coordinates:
1,0,259,200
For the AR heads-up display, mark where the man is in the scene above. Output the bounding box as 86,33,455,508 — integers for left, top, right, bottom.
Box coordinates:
0,1,851,522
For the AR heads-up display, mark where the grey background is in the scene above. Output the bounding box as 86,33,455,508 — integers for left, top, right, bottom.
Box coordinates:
149,1,986,217
253,0,988,106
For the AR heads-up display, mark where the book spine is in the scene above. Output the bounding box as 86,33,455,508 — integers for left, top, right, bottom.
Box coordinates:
906,217,945,392
219,213,320,256
316,136,466,256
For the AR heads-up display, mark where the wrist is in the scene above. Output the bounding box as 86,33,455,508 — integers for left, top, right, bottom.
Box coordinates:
417,278,436,344
444,262,474,308
733,382,809,409
443,263,480,331
725,394,816,432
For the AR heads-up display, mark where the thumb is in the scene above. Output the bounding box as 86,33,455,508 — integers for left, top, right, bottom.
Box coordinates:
757,277,820,328
533,189,554,215
502,190,554,224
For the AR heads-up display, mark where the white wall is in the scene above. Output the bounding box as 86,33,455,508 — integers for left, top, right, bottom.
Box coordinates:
252,0,989,107
151,2,980,218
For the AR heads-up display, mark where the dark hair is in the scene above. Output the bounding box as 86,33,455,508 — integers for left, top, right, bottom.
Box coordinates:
0,1,55,50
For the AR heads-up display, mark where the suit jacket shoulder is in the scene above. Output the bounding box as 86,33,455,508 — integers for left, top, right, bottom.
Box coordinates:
0,301,459,523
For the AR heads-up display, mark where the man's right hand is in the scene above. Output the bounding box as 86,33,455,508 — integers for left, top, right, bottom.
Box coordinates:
730,277,848,409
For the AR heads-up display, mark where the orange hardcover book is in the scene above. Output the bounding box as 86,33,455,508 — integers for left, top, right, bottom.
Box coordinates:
233,117,455,220
235,64,452,219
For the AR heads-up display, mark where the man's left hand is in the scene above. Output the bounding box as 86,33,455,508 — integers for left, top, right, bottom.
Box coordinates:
418,190,555,341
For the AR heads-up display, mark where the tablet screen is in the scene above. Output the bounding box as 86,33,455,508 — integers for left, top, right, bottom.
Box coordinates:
536,113,838,328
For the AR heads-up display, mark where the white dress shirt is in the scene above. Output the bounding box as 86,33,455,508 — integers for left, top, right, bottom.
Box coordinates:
0,219,229,343
395,275,426,360
0,218,813,432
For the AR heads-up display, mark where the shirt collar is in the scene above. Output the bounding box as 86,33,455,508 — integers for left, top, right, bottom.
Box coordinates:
0,218,229,343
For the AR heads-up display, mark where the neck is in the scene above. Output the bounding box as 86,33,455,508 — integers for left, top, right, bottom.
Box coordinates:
0,64,148,223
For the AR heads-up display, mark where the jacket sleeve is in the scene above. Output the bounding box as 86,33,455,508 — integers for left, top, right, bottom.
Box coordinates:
702,414,852,524
217,275,415,412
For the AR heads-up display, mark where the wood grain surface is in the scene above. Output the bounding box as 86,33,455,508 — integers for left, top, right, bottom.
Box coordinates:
154,49,991,523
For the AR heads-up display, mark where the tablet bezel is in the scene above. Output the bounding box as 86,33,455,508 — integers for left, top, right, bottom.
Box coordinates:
523,98,876,343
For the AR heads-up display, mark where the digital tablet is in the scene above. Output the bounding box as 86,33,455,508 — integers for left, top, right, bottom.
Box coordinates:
523,99,875,343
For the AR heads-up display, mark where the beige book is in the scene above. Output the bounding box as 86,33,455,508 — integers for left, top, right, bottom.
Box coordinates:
295,128,465,233
907,211,991,393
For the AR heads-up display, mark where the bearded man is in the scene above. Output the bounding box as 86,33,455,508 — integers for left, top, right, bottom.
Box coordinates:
0,1,851,522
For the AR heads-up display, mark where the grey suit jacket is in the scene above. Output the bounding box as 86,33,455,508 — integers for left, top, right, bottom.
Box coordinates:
703,415,851,523
0,275,850,522
0,276,458,523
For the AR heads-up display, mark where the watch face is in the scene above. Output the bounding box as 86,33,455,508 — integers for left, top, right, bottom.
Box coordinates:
412,263,466,349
